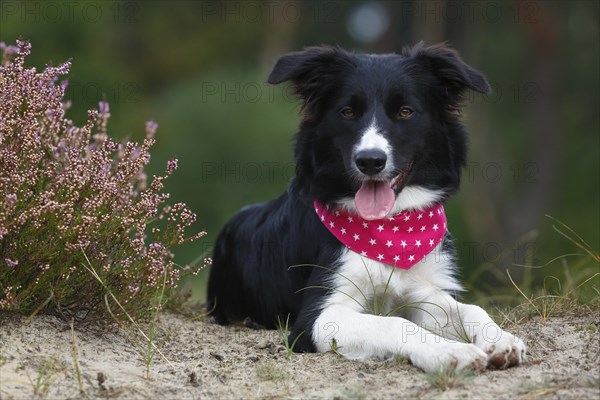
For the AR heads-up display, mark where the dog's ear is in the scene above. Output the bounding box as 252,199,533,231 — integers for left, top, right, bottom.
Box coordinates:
267,46,353,84
267,47,330,85
267,46,355,110
403,42,491,95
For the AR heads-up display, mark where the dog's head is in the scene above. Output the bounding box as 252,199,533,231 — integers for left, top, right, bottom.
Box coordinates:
268,43,490,220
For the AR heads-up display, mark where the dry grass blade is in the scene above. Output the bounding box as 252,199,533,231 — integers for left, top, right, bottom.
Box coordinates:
70,320,85,394
507,269,541,316
81,251,175,370
546,215,600,261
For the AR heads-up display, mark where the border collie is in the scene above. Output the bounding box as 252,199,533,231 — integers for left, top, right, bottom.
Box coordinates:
207,43,526,373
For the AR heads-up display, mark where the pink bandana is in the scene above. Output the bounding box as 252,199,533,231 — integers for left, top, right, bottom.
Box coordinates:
314,201,447,269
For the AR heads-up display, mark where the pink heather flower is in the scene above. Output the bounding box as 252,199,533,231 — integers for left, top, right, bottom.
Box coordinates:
145,121,158,138
0,40,208,321
50,60,72,77
5,258,18,267
167,159,178,174
16,39,31,55
5,193,17,209
98,101,110,115
0,42,19,55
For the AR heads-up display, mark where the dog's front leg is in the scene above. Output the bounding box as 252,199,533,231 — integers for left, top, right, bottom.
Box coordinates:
407,290,527,369
312,304,488,373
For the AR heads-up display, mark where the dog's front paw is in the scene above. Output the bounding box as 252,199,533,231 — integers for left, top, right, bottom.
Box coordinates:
474,328,526,369
411,342,487,374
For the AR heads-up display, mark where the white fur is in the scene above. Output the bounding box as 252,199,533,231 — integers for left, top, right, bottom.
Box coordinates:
353,119,395,177
392,186,444,213
354,119,390,155
312,245,526,372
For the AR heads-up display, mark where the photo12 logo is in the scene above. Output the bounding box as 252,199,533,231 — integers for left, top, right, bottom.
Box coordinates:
64,80,141,105
464,162,540,185
1,1,140,24
199,81,299,104
200,161,295,184
398,1,539,24
197,1,340,24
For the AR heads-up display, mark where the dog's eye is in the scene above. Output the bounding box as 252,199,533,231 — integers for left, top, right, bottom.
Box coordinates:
340,107,356,119
397,107,414,119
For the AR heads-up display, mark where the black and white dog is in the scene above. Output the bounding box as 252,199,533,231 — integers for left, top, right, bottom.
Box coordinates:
207,43,526,372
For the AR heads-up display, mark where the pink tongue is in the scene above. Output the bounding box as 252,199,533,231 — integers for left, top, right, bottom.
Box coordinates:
355,181,395,220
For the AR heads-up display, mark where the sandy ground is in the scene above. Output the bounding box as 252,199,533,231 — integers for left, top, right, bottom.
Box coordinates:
0,308,598,400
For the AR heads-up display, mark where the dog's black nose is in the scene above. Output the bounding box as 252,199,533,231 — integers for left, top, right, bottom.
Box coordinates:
355,150,387,176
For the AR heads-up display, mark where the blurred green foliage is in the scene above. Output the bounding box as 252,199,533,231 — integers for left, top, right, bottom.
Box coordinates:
1,0,598,301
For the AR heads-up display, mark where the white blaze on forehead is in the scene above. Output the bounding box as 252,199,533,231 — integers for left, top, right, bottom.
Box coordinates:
354,119,390,155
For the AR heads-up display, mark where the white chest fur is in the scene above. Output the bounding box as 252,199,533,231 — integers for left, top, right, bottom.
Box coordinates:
321,243,463,316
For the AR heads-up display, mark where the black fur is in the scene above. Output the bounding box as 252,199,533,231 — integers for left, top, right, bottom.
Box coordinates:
207,43,489,352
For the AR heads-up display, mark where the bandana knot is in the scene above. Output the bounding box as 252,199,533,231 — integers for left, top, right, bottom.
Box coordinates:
314,201,447,269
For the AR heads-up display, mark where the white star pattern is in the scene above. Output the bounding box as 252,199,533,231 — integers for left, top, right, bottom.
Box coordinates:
314,202,447,269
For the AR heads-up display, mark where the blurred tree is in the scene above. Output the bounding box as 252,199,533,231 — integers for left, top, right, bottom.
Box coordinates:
0,0,597,299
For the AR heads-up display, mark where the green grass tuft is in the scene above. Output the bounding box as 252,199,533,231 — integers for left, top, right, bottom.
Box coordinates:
255,359,288,381
276,314,304,360
422,365,476,390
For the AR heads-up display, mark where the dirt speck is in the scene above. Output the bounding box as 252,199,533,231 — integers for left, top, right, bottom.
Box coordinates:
188,371,199,387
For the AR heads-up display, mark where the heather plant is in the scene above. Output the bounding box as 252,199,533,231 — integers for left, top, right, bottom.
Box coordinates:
0,41,209,322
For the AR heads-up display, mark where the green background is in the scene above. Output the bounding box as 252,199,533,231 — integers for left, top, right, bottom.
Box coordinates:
1,0,598,301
